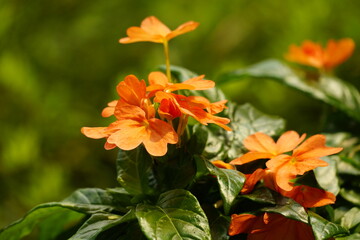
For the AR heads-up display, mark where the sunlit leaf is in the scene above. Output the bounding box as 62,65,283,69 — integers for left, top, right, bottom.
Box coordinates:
0,204,84,240
136,189,211,240
340,207,360,230
313,156,340,195
196,156,245,214
219,59,360,122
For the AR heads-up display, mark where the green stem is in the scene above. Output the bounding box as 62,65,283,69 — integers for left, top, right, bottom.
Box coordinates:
163,40,171,82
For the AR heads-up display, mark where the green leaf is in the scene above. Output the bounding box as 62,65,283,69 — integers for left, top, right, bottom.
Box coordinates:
0,203,84,240
69,210,136,240
340,207,360,230
196,156,245,214
0,188,131,240
136,189,211,240
116,146,155,196
219,59,360,122
313,156,340,195
308,211,349,240
209,215,230,240
241,187,276,205
62,188,118,213
260,197,308,223
336,233,360,240
340,189,360,206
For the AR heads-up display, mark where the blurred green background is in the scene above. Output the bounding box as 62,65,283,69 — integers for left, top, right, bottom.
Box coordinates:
1,0,359,227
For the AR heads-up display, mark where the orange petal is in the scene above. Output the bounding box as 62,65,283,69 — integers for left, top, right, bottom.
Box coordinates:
140,16,171,37
107,119,147,151
182,75,215,90
119,27,162,43
241,168,266,194
324,38,355,69
142,118,178,156
207,100,228,114
211,160,236,170
81,127,110,139
166,21,199,41
293,134,343,160
101,100,118,117
228,214,258,236
230,152,274,165
281,185,335,208
114,102,147,120
243,132,277,154
148,71,169,87
276,131,306,153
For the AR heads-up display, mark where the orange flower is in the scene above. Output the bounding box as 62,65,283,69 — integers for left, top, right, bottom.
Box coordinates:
211,160,236,170
266,134,342,191
119,16,199,44
263,170,336,208
146,71,215,96
82,102,178,156
285,38,355,70
229,212,314,240
230,131,306,165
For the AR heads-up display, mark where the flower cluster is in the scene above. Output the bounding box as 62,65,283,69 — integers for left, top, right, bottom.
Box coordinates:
224,131,342,238
81,17,230,156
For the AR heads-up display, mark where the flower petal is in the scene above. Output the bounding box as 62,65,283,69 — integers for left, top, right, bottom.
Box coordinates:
228,214,258,236
181,75,215,90
81,127,110,139
293,134,343,160
324,38,355,69
140,16,171,37
166,21,199,41
107,120,146,151
243,132,277,154
119,27,162,43
230,152,274,165
276,131,306,153
142,118,178,156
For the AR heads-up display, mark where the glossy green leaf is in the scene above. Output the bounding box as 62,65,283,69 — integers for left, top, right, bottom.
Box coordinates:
241,187,276,205
340,189,360,206
340,207,360,230
336,233,360,240
313,156,340,195
136,189,211,240
219,59,360,122
261,197,308,223
308,211,349,240
0,187,135,240
0,204,84,240
69,210,136,240
62,188,118,213
196,156,245,214
116,146,155,196
209,215,230,240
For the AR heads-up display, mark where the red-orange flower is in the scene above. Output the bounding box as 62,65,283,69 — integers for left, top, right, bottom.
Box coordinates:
119,16,199,44
230,131,306,165
155,91,231,130
266,134,342,191
229,212,314,240
285,38,355,70
241,168,266,194
82,102,178,156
